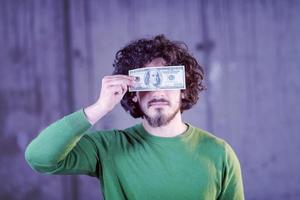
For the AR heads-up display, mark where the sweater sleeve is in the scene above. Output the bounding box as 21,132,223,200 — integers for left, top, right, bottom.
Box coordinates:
217,143,245,200
25,109,101,177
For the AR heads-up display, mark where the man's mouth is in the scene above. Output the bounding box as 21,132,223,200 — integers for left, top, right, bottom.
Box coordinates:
147,99,170,108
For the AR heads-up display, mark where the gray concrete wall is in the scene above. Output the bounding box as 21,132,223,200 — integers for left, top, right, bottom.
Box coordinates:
0,0,299,199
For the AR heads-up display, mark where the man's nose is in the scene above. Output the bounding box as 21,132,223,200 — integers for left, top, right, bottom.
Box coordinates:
149,90,166,98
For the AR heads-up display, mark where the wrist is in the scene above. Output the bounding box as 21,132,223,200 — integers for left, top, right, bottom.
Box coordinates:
83,103,109,125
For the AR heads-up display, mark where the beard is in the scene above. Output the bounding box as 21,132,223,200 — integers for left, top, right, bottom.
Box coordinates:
141,100,181,128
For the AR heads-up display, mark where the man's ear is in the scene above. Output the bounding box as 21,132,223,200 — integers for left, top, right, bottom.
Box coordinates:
132,95,138,102
181,92,185,99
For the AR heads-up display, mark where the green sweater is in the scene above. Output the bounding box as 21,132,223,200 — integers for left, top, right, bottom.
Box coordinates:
25,109,244,200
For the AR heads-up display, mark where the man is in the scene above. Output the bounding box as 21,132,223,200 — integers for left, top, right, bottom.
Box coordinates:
25,35,244,200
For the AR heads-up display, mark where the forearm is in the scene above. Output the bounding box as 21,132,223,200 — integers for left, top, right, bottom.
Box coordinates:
25,109,92,169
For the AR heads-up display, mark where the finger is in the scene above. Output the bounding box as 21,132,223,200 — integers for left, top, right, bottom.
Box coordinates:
109,77,136,85
108,84,127,92
120,83,128,94
105,79,135,87
105,75,135,81
108,83,128,94
108,85,124,95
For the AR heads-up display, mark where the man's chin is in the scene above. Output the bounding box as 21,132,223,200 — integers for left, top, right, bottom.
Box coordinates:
144,115,168,127
146,109,166,117
143,113,163,120
143,110,176,127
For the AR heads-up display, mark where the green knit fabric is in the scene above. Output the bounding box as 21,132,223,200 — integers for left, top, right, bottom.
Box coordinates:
25,109,244,200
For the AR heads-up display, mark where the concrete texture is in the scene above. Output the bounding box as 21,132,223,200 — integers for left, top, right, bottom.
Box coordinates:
0,0,299,199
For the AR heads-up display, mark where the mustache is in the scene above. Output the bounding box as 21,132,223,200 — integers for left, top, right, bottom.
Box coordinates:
147,98,170,107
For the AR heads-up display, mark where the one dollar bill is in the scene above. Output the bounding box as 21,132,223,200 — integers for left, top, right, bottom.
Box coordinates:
128,66,186,92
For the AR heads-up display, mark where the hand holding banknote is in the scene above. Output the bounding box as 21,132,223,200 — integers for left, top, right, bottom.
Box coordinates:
84,75,135,125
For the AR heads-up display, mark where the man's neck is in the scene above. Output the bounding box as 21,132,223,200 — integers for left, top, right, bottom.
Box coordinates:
142,112,187,138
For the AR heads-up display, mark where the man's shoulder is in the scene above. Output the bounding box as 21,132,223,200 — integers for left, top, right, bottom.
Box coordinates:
188,125,240,166
189,124,228,153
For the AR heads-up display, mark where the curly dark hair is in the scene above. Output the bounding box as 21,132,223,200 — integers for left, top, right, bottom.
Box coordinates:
113,34,206,118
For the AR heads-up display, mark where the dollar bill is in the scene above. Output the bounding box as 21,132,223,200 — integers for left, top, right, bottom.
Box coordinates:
128,66,186,92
